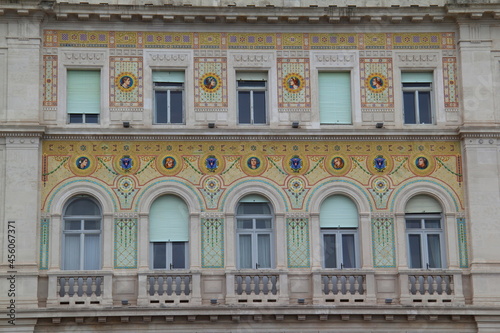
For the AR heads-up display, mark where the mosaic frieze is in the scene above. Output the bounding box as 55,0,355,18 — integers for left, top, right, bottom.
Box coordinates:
360,58,394,109
42,55,58,107
110,56,143,108
201,218,224,268
278,58,311,109
443,57,459,108
194,57,227,108
45,31,455,50
286,218,310,268
114,218,137,269
457,218,469,268
39,218,50,270
41,140,464,213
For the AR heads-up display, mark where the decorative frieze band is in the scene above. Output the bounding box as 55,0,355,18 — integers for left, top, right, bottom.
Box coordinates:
62,51,106,65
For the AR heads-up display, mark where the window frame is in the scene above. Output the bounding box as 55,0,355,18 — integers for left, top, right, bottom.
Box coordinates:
153,78,185,125
236,73,268,125
66,69,101,124
405,213,446,269
318,71,353,125
321,228,360,269
150,241,189,270
236,202,274,269
402,72,434,125
62,196,102,270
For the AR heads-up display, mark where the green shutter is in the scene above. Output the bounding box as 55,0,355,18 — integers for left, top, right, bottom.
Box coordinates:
405,195,442,213
239,194,269,203
67,70,100,114
152,71,185,83
320,195,359,228
319,72,352,124
149,195,189,242
401,72,433,83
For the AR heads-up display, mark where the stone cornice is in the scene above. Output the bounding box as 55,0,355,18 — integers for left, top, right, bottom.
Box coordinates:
459,126,500,139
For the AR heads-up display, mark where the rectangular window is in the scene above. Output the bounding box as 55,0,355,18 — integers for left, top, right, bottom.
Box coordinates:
153,71,184,124
237,72,267,125
151,242,188,269
322,230,358,269
402,72,433,124
406,215,444,269
67,70,101,124
319,72,352,124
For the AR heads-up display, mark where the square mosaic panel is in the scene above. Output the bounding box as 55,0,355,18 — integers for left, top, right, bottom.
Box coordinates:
371,217,396,268
144,32,193,49
457,218,469,268
39,218,50,270
443,57,459,108
114,218,137,269
309,33,358,50
286,218,310,268
109,56,143,108
43,55,58,107
360,58,394,109
277,58,311,108
201,218,224,268
227,33,276,49
194,57,227,108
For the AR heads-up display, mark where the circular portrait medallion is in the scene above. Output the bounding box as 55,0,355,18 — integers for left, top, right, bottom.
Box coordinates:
200,73,222,93
366,73,388,93
283,73,305,93
115,72,138,92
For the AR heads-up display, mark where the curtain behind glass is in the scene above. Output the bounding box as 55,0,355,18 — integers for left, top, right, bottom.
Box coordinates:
427,234,442,268
239,235,252,269
408,234,422,268
323,234,337,268
64,235,80,270
342,234,356,268
257,234,271,268
84,235,100,270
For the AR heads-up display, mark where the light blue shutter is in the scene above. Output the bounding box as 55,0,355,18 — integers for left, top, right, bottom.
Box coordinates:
320,195,358,228
152,71,185,83
149,195,189,242
319,72,352,124
67,70,100,114
401,72,433,83
405,195,442,213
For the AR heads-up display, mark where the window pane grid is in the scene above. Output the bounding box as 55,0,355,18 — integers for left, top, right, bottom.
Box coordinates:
406,216,444,269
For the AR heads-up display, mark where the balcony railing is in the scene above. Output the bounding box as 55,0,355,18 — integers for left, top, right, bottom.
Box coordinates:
138,272,201,306
226,272,288,304
399,270,465,305
313,271,376,304
46,272,113,307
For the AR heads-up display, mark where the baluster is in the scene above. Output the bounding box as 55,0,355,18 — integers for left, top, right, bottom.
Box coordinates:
332,275,338,295
322,276,330,295
357,276,364,295
427,275,435,294
348,275,356,294
68,277,75,297
418,275,425,295
435,275,443,295
76,277,84,297
409,275,417,295
444,275,452,295
271,275,278,295
340,275,347,295
158,276,165,296
166,276,173,296
95,277,102,297
175,276,182,296
262,275,269,295
86,277,93,296
245,276,252,295
148,276,156,296
253,276,261,295
184,276,191,295
59,277,67,297
236,276,243,295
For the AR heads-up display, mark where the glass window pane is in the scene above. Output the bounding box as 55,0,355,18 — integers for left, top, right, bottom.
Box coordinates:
155,91,168,123
257,234,271,268
65,220,82,230
85,114,99,123
66,198,100,216
238,80,265,88
342,234,356,268
425,220,441,229
238,91,251,124
255,219,271,229
323,234,337,268
403,91,416,124
237,219,253,229
239,235,252,269
406,220,422,229
171,242,186,269
237,203,271,215
418,91,432,124
427,234,442,268
69,114,83,123
84,220,100,230
170,90,183,124
83,235,100,270
408,234,422,269
253,91,266,124
64,235,80,270
153,243,167,269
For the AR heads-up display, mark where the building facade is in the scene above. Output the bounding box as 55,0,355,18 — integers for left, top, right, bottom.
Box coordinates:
1,0,500,332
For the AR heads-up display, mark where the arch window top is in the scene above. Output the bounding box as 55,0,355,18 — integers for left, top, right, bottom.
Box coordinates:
405,194,442,214
320,195,359,228
64,196,101,217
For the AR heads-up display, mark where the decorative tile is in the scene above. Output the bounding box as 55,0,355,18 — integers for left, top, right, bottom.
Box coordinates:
109,56,143,108
360,58,394,109
39,218,50,270
309,33,358,49
114,218,137,269
287,218,310,268
201,218,224,268
443,57,459,108
227,33,276,49
42,55,58,107
194,57,227,108
372,217,396,268
277,58,311,108
457,218,469,268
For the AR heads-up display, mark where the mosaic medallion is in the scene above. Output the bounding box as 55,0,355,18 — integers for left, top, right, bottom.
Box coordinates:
283,73,305,93
372,177,390,194
204,176,221,193
288,177,305,194
200,73,221,93
115,72,138,92
366,73,387,93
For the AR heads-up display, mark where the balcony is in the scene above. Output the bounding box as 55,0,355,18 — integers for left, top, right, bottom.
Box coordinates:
138,272,201,306
312,270,376,304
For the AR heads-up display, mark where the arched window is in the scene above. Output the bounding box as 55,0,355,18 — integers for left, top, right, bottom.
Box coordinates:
63,196,102,270
236,195,274,269
320,195,359,269
405,195,445,269
149,195,189,269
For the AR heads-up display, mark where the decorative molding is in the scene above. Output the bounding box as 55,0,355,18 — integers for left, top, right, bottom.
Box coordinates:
62,51,106,65
314,54,355,66
148,52,189,65
232,53,273,66
194,50,227,58
109,108,144,113
278,108,311,113
396,53,439,66
359,51,392,58
195,108,228,113
277,51,309,58
362,108,395,113
110,49,143,56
